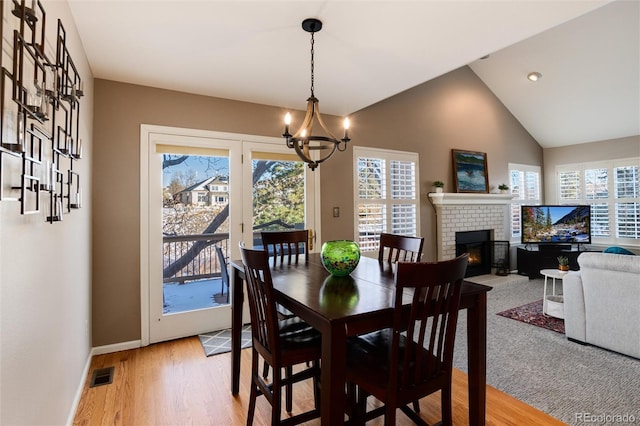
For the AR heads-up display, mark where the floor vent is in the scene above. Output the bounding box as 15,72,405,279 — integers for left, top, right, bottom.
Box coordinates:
89,366,114,388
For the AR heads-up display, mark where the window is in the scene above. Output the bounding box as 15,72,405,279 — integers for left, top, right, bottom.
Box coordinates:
557,158,639,245
508,164,541,240
353,147,420,252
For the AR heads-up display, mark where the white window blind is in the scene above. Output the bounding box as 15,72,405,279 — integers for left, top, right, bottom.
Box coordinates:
354,147,419,252
614,164,639,239
509,164,541,240
556,159,640,245
558,170,581,201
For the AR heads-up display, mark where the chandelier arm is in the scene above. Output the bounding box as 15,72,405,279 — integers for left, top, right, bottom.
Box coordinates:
312,106,342,143
291,97,316,139
294,139,338,162
302,137,311,161
314,143,338,164
293,141,319,170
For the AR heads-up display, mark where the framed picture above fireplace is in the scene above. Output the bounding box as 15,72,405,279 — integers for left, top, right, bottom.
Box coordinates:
452,149,489,193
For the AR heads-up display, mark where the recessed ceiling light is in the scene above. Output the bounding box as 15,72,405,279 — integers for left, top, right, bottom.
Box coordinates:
527,72,542,82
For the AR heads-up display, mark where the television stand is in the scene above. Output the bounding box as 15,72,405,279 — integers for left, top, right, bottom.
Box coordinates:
517,246,587,279
539,244,572,252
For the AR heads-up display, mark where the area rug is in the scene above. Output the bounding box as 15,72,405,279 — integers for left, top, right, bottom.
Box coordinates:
198,325,251,357
496,299,565,334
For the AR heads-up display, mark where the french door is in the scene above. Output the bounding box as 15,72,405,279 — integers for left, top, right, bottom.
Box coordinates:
140,126,319,345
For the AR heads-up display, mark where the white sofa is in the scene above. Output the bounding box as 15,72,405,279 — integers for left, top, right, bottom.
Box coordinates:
564,252,640,359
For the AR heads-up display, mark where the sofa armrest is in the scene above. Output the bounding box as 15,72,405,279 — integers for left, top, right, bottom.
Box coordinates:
563,271,586,342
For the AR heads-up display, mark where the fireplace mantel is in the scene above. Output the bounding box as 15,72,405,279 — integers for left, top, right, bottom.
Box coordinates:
428,192,513,205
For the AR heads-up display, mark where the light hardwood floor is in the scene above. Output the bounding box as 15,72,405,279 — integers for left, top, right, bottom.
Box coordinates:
73,336,565,425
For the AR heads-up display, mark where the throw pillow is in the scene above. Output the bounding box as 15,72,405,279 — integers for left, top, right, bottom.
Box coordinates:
603,246,636,255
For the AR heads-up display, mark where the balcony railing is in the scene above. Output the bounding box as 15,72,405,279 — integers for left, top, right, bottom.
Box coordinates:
162,231,271,284
163,221,303,284
163,233,229,283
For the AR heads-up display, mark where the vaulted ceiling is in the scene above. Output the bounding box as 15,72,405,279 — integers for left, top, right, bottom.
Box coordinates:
68,0,639,148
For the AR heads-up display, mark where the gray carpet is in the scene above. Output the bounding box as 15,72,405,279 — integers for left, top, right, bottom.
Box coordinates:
455,274,640,425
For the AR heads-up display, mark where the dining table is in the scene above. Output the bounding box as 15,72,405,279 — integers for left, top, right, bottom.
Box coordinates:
229,253,492,425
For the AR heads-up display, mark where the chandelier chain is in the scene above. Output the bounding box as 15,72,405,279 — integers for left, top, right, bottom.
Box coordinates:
310,32,315,97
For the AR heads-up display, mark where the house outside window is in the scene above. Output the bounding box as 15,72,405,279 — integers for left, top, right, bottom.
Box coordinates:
353,147,420,252
557,158,640,245
508,163,541,241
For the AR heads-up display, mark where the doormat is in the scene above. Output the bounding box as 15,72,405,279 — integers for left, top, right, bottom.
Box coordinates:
198,325,252,357
496,299,565,334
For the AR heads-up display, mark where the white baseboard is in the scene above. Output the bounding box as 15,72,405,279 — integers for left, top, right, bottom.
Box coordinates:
92,339,142,356
66,350,93,426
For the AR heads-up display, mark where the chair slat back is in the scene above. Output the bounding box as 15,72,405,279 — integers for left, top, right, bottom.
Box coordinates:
391,254,468,394
378,233,424,263
261,230,310,266
239,245,280,357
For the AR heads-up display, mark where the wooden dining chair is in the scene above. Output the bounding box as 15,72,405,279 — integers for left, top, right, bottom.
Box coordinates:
345,254,469,426
261,229,311,317
214,245,229,303
239,244,321,426
260,230,312,378
261,229,309,266
378,233,424,263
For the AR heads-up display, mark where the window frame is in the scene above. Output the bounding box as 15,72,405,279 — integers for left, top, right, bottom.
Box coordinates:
352,146,420,252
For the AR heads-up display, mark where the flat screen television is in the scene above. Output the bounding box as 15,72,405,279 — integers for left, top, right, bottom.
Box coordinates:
521,205,591,245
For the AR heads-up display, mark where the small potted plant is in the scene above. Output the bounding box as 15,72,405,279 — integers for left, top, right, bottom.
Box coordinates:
557,256,569,271
498,184,509,194
433,180,444,193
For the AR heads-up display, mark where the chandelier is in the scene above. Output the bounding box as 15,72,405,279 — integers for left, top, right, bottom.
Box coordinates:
282,18,350,171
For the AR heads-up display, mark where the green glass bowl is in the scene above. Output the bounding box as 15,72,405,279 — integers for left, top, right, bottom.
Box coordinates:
320,240,361,276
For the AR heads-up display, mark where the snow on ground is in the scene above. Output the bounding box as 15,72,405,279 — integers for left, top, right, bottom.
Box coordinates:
163,278,229,314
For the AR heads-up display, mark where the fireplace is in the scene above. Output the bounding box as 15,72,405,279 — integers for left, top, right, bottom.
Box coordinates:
456,230,491,277
427,193,512,263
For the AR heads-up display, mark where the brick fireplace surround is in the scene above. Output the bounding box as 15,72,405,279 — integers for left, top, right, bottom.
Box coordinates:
428,193,513,261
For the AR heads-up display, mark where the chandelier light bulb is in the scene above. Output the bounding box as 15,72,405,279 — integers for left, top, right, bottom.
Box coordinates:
284,112,291,125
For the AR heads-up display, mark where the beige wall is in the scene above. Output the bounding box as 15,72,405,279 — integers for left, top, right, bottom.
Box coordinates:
542,135,640,202
0,2,93,425
93,66,543,346
324,66,543,259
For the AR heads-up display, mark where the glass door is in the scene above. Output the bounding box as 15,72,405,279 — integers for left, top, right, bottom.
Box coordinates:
237,143,319,327
146,133,242,344
242,142,318,251
160,152,231,313
141,127,319,345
